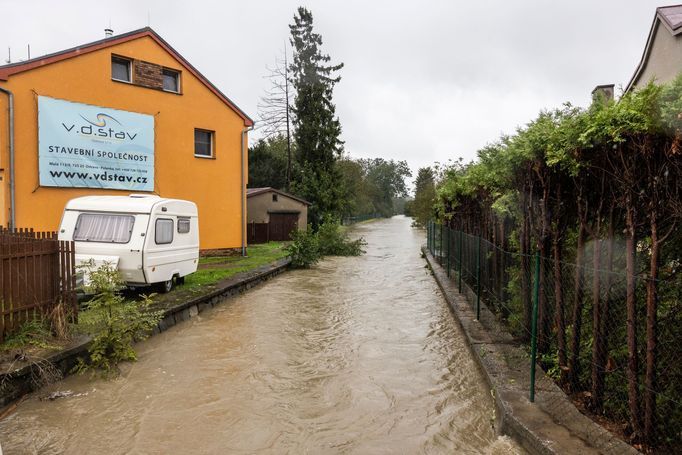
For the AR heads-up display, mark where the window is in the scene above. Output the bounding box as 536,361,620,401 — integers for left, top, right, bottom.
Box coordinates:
194,129,214,158
111,56,131,82
178,217,191,234
162,68,180,93
155,218,174,244
272,194,278,202
74,213,135,244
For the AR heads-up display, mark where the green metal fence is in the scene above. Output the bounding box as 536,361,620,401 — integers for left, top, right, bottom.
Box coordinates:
426,220,682,452
342,213,381,225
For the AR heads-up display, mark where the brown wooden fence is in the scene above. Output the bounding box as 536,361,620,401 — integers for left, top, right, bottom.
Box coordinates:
248,216,300,245
247,222,269,244
0,228,77,342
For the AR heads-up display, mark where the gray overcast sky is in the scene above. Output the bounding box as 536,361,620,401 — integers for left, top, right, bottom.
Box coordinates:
0,0,667,181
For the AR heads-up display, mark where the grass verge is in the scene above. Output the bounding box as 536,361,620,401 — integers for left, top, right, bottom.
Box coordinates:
183,242,289,289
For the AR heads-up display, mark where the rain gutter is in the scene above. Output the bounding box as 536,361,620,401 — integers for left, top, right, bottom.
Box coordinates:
0,87,14,229
241,125,254,256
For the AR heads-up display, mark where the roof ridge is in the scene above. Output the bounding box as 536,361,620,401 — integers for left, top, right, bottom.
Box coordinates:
657,4,682,32
0,27,253,126
0,27,153,71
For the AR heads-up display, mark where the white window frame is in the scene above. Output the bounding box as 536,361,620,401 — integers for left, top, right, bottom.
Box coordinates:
177,217,191,234
73,213,135,244
162,68,181,93
155,218,174,245
194,129,214,158
111,55,132,83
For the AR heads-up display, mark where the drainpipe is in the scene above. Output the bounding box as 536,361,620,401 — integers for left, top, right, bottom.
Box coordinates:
0,87,14,230
241,125,254,256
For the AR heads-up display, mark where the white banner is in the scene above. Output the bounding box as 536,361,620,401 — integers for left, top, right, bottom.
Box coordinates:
38,96,155,191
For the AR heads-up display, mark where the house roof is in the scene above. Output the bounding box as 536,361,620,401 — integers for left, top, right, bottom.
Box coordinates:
659,4,682,31
626,4,682,92
246,187,311,206
0,27,254,126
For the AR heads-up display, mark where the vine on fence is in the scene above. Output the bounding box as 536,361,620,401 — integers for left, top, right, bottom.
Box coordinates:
425,75,682,451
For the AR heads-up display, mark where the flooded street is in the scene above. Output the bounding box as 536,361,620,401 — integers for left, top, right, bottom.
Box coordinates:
0,216,522,454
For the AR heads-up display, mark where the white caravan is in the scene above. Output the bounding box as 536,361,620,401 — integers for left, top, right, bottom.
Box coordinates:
58,195,199,292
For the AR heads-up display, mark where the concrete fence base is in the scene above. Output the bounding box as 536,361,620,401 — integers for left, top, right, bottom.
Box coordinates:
422,246,639,455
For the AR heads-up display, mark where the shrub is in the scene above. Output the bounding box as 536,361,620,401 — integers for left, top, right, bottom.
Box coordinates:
76,260,162,374
316,217,366,256
286,227,320,268
285,218,366,268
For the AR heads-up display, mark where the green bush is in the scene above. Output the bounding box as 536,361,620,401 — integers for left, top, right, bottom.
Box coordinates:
316,217,366,256
286,227,321,268
76,260,162,374
286,218,366,268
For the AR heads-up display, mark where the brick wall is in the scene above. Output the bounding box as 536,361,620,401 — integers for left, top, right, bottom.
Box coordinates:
133,60,163,90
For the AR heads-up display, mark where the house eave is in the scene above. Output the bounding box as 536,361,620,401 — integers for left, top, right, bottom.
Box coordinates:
0,27,254,126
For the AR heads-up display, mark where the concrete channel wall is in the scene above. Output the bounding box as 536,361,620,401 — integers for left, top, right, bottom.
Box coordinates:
0,258,291,408
422,247,639,455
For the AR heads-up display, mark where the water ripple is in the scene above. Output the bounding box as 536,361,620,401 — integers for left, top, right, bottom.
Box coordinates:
0,216,523,454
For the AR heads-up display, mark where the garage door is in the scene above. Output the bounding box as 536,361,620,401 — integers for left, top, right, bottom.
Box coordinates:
269,213,299,241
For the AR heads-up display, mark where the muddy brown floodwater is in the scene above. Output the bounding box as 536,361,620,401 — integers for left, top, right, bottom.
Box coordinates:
0,216,524,454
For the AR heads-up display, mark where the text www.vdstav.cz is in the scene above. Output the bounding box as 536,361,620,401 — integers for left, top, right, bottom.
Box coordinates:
48,170,148,184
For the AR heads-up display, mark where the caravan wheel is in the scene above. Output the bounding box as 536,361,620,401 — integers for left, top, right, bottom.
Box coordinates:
157,279,173,293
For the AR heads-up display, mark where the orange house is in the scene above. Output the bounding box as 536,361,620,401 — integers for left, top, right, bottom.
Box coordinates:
0,27,253,252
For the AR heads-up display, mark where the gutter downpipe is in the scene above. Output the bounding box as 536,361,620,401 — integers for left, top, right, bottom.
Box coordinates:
0,87,14,230
241,125,254,256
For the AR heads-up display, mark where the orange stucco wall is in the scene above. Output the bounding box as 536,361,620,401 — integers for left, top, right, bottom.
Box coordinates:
0,35,249,250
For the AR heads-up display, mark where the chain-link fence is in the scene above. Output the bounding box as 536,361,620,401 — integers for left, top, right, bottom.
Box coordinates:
342,213,381,225
426,220,682,453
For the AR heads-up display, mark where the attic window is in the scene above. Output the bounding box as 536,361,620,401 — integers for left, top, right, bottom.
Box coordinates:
162,68,180,93
111,56,132,82
272,194,278,202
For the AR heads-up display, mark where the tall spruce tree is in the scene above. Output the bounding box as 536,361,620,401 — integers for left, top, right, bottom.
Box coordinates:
289,7,344,228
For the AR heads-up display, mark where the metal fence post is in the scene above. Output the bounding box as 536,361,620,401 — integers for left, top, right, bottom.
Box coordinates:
446,226,451,278
428,220,432,252
476,234,481,320
458,230,463,293
427,220,430,251
439,222,443,262
426,220,431,253
530,250,541,403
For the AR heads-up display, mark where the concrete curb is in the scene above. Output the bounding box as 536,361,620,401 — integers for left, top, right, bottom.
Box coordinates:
0,258,291,408
422,247,639,455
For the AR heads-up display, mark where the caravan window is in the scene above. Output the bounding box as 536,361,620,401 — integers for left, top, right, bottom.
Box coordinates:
74,213,135,244
177,217,191,234
155,218,174,244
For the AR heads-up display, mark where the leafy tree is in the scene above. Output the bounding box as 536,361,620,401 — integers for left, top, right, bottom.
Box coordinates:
336,157,374,217
411,167,436,226
360,158,412,217
289,7,345,228
248,135,292,190
336,157,412,219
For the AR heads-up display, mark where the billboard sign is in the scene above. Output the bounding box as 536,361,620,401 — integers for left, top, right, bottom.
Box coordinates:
38,96,154,191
